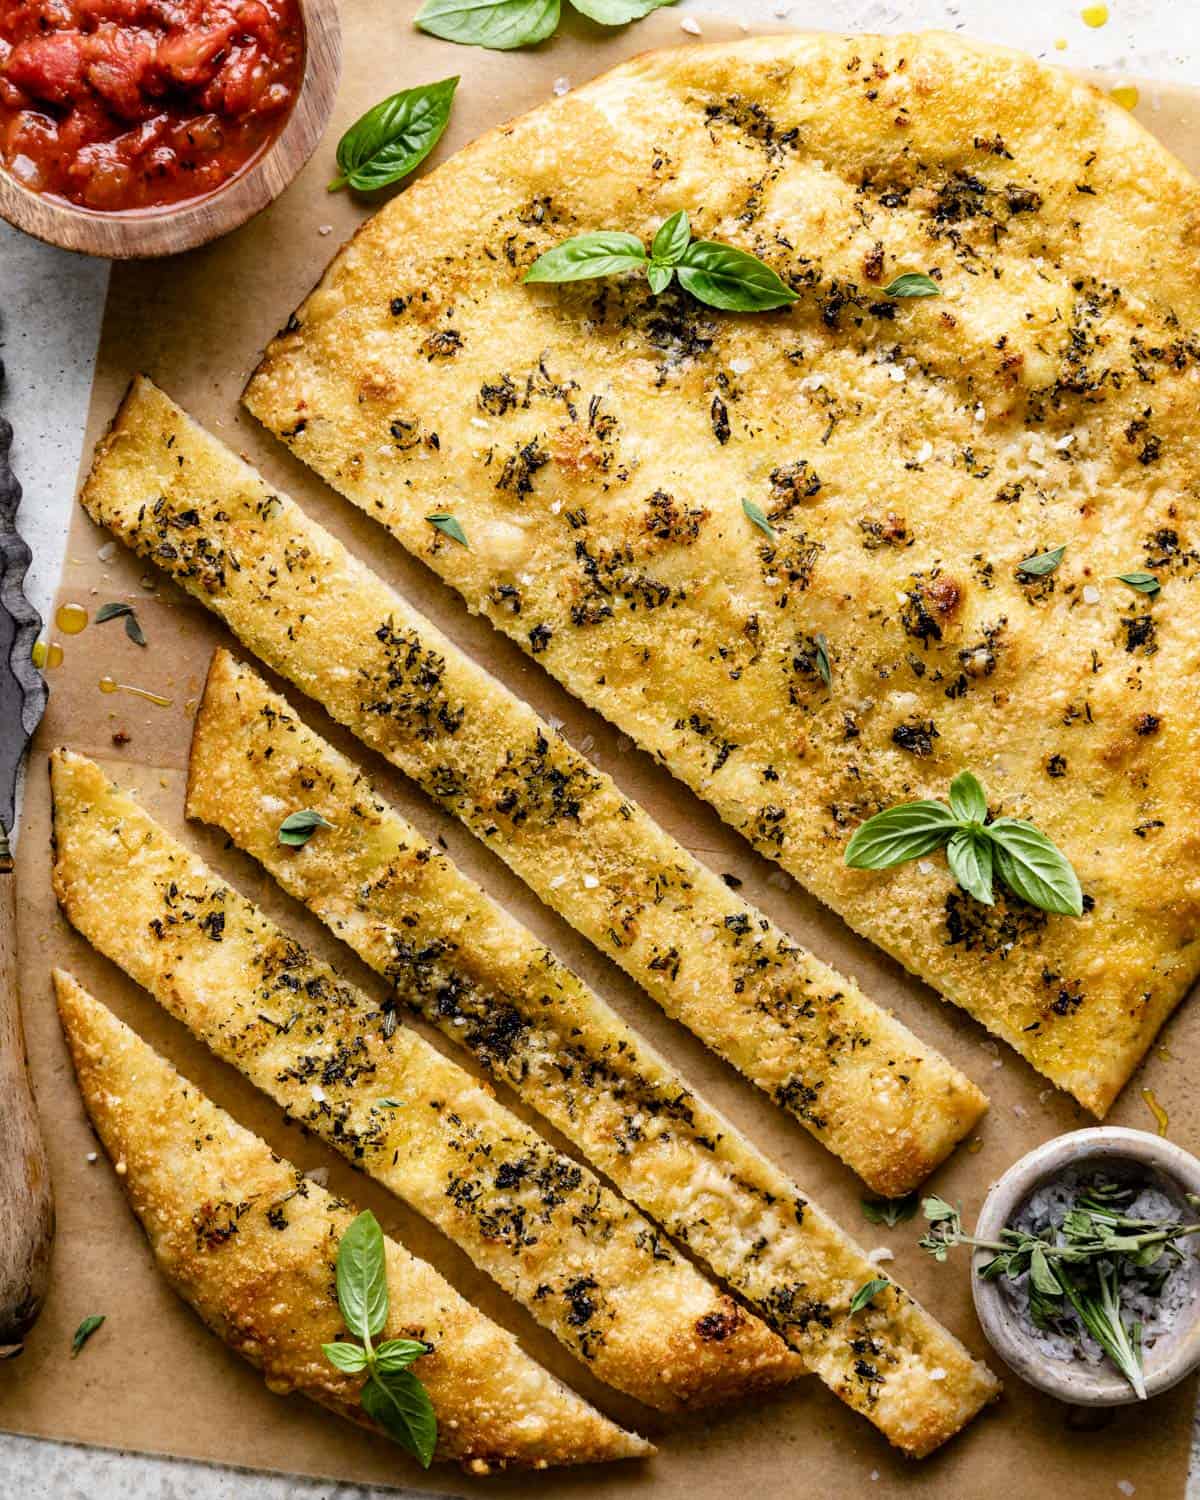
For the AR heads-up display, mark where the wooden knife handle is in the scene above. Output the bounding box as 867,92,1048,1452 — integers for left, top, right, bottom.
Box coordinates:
0,864,54,1357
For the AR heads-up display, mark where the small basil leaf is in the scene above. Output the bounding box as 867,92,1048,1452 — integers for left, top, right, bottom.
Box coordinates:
861,1192,919,1228
742,498,777,542
374,1337,434,1375
322,1339,370,1373
426,512,468,547
278,809,334,847
415,0,559,49
70,1314,105,1357
646,262,674,295
1017,544,1065,577
331,77,459,193
524,231,648,284
948,769,988,824
676,240,798,311
335,1210,390,1342
849,1278,890,1314
987,817,1083,916
946,827,995,906
568,0,672,21
814,633,832,690
883,272,940,298
844,801,958,869
362,1369,438,1467
1116,571,1161,598
650,208,690,265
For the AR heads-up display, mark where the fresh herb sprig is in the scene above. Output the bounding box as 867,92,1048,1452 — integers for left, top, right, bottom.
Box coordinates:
862,1191,920,1228
330,78,459,192
415,0,674,50
322,1211,437,1465
525,209,797,313
844,771,1083,916
919,1186,1200,1397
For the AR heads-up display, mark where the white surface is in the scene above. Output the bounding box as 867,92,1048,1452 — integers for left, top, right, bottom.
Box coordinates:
2,0,1199,1495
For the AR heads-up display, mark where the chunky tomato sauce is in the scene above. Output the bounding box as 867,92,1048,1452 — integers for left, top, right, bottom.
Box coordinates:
0,0,303,212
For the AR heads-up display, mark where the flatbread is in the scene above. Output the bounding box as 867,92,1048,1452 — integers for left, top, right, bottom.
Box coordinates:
188,649,999,1457
51,749,800,1412
53,970,654,1473
81,377,985,1197
244,31,1200,1115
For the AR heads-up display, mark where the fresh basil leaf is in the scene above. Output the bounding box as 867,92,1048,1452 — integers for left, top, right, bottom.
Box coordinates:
883,272,940,298
646,262,674,295
844,800,958,869
948,770,988,824
362,1368,438,1467
861,1191,919,1228
947,827,995,905
524,231,648,284
1116,571,1161,598
742,498,777,542
374,1337,434,1375
650,208,690,266
987,817,1083,916
70,1314,105,1357
335,1210,390,1342
568,0,672,21
849,1277,890,1314
1017,544,1065,577
322,1339,370,1373
331,77,459,193
426,512,468,547
814,632,832,690
415,0,559,49
676,240,798,311
278,809,334,847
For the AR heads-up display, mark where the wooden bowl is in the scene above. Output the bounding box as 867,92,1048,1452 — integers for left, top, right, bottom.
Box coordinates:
0,0,341,259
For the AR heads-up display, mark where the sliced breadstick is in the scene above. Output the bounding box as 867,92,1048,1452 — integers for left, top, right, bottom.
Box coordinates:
53,969,653,1472
189,649,1000,1457
50,750,799,1412
80,376,985,1197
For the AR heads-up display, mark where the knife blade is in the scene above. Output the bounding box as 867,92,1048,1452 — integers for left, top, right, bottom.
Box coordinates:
0,360,54,1357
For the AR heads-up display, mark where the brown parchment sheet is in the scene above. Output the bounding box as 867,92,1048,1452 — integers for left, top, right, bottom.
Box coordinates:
4,5,1200,1495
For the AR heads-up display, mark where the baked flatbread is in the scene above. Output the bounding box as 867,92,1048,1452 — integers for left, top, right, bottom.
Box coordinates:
53,969,653,1472
244,33,1200,1115
81,377,985,1196
188,648,998,1456
51,749,800,1411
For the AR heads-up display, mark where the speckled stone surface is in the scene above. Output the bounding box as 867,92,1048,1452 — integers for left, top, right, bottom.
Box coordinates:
1,1,1199,1494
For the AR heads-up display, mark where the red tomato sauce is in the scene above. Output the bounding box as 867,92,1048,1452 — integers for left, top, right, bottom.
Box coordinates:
0,0,303,212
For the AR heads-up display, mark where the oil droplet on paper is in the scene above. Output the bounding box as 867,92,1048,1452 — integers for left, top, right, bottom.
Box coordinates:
1081,3,1109,26
1141,1087,1169,1136
1054,37,1068,50
1110,83,1139,110
32,639,64,669
967,1138,984,1155
56,602,89,635
98,675,172,708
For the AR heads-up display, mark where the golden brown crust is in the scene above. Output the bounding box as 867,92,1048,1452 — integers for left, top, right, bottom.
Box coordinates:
188,648,999,1455
52,969,654,1471
82,376,984,1196
242,33,1200,1116
50,749,800,1411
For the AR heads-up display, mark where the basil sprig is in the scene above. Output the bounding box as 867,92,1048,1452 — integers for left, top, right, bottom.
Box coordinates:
845,771,1083,916
415,0,673,48
330,77,459,192
323,1212,437,1467
525,209,797,313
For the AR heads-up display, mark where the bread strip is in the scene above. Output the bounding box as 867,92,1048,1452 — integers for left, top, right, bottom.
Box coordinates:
51,750,799,1412
81,376,984,1196
53,969,653,1472
188,649,999,1456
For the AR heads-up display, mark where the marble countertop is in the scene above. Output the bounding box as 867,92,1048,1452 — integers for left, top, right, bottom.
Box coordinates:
2,0,1198,1494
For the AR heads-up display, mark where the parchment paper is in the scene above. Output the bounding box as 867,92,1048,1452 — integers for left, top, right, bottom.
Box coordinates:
4,5,1200,1495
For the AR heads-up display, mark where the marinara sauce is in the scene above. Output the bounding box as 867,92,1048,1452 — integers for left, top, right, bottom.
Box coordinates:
0,0,303,212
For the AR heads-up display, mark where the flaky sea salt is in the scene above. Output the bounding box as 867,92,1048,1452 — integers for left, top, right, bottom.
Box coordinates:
916,440,934,464
680,16,702,34
867,1246,895,1265
583,874,599,889
552,76,570,97
1083,584,1101,604
97,541,117,562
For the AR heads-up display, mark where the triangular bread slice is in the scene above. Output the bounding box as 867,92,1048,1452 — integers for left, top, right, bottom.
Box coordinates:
53,969,653,1472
